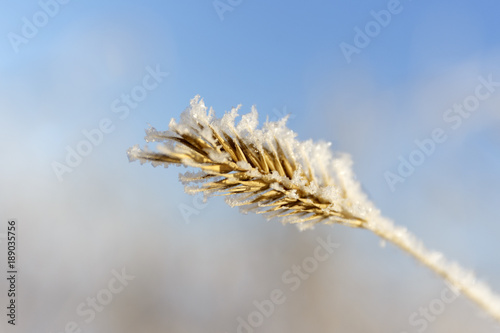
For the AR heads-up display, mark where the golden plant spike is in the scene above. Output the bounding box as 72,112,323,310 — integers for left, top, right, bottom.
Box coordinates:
128,95,500,323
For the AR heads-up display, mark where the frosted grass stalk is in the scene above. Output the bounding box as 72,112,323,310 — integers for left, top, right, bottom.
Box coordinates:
128,95,500,322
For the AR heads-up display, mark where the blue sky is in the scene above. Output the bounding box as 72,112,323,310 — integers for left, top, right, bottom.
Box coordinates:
1,1,500,332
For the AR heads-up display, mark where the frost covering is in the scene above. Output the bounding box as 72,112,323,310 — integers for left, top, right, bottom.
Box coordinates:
128,95,374,229
128,96,500,322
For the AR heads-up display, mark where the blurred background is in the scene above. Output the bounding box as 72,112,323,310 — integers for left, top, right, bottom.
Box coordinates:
1,1,500,332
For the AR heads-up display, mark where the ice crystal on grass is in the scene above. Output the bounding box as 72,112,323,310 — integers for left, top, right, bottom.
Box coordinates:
128,95,369,229
128,96,500,322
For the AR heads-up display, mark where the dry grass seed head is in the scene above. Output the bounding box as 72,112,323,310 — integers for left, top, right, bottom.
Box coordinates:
128,95,368,229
